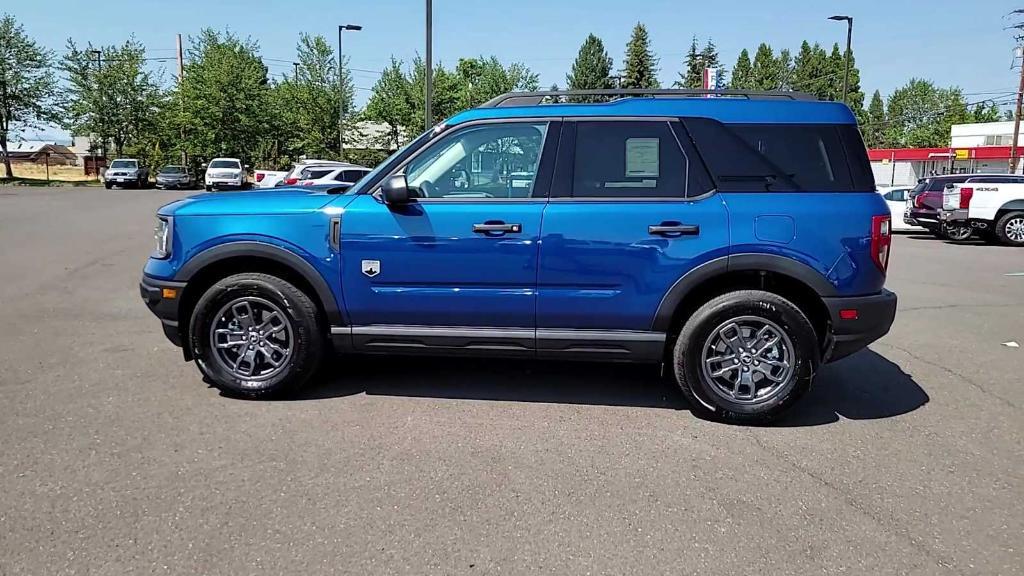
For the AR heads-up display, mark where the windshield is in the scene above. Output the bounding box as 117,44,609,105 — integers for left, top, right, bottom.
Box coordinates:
345,128,436,195
159,166,185,174
209,160,241,169
110,160,137,169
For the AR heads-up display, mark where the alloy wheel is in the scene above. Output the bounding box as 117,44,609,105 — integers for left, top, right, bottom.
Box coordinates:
701,316,795,404
209,297,293,381
1005,217,1024,243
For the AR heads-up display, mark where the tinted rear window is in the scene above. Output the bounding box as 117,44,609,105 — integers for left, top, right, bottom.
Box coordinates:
682,118,873,192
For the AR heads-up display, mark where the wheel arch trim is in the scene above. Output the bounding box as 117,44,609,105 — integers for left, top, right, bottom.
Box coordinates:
174,241,343,326
652,253,837,332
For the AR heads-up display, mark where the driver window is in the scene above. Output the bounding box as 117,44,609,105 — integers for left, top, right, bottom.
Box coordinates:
404,122,548,199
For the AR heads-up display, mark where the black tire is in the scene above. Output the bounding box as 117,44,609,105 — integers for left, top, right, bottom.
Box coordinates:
672,290,818,424
941,222,973,241
927,227,945,239
189,273,324,399
104,182,112,190
205,185,212,192
994,211,1024,246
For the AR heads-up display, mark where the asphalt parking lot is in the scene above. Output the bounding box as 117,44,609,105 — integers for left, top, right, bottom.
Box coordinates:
1,186,1021,575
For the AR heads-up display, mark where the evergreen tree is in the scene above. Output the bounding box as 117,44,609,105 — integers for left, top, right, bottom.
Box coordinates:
675,36,703,88
730,48,753,89
750,43,781,91
776,49,793,90
622,22,659,89
791,41,829,99
566,34,613,101
863,90,886,148
700,39,724,88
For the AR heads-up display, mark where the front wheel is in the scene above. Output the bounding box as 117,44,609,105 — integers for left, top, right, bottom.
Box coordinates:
672,290,818,424
995,211,1024,246
189,273,324,398
205,185,212,192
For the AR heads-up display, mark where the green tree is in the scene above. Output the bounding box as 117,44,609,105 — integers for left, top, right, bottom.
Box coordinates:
863,90,887,148
970,101,1002,123
363,57,413,150
775,49,793,90
566,34,613,100
454,55,539,109
62,38,163,158
750,43,784,90
176,29,271,165
729,48,753,89
621,22,659,89
675,36,703,88
0,14,56,178
407,56,462,132
273,33,353,161
885,79,971,148
790,41,830,99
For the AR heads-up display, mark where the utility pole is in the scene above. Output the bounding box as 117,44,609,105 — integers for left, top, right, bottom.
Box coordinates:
1011,45,1024,173
425,0,433,130
293,62,300,79
176,34,186,167
90,49,106,161
828,15,854,105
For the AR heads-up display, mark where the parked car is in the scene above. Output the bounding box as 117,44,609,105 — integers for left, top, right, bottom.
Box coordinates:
905,173,1024,239
104,159,150,189
274,160,356,187
298,165,372,187
204,158,248,191
877,186,921,232
254,169,288,188
155,165,197,190
140,88,897,424
940,180,1024,246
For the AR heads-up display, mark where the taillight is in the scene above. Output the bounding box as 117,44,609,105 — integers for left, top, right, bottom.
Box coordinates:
959,187,973,209
871,215,892,273
256,173,266,182
913,194,924,208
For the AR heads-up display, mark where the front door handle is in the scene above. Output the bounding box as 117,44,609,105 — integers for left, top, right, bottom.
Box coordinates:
649,222,700,236
473,222,522,234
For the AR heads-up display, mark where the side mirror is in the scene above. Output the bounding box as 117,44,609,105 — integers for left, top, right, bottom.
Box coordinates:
201,163,208,169
380,174,412,206
244,164,251,170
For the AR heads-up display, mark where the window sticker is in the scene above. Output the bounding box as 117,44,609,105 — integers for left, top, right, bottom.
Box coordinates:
626,138,660,177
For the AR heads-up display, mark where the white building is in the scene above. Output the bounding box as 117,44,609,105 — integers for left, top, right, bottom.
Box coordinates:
869,121,1021,186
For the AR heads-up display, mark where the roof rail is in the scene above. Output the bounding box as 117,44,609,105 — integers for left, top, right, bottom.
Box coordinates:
479,89,819,108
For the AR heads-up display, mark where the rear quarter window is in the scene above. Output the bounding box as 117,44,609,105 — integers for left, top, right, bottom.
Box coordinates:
681,118,873,192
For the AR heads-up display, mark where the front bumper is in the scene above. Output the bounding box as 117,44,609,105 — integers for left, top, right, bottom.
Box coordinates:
140,275,187,347
206,178,244,188
156,179,190,189
822,290,897,362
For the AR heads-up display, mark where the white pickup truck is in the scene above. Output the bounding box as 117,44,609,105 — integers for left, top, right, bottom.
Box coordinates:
940,181,1024,246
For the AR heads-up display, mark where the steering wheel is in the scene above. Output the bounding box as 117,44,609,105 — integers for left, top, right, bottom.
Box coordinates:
418,180,438,198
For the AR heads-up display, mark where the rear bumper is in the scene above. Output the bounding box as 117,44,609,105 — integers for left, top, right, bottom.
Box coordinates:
140,275,187,347
822,289,897,362
907,208,939,229
939,208,968,222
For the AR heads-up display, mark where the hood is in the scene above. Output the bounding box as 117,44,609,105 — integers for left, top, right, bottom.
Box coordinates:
158,188,356,217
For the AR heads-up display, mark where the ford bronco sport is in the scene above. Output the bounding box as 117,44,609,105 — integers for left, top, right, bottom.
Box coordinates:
141,89,897,423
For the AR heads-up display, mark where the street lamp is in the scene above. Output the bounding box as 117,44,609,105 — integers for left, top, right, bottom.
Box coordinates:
338,24,362,160
828,15,853,105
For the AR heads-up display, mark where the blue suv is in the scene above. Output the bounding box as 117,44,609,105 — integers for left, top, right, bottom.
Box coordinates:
141,89,897,423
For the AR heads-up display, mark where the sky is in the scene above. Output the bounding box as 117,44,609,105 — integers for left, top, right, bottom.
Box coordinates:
8,0,1024,141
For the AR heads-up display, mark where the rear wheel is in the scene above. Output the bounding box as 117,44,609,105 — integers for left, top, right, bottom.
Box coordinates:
995,211,1024,246
942,222,973,241
672,290,818,424
189,273,324,399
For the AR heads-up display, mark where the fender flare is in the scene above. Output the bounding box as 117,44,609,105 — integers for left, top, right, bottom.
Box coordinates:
175,241,343,326
997,199,1024,213
651,253,837,332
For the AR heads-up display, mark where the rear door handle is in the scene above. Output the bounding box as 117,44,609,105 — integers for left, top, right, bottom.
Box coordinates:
473,222,521,234
648,223,700,236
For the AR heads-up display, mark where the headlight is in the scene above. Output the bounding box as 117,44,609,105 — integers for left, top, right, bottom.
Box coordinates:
153,217,171,259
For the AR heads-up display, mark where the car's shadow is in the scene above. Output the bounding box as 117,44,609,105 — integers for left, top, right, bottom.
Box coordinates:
287,349,928,427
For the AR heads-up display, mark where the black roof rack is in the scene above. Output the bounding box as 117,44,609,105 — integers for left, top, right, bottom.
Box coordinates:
479,89,818,108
